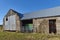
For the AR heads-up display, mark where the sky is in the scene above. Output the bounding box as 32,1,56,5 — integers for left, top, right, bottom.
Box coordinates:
0,0,60,25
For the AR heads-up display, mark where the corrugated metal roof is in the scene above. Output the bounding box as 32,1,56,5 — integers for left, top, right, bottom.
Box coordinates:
21,6,60,20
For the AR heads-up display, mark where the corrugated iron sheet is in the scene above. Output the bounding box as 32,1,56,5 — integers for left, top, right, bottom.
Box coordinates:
21,6,60,20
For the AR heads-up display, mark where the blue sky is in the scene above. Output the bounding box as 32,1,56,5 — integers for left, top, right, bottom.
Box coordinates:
0,0,60,25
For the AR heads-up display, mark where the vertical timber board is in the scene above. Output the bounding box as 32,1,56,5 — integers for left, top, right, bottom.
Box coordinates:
16,14,20,32
56,17,60,34
4,15,16,31
33,18,49,33
3,18,5,30
33,19,37,33
44,19,49,34
5,18,9,30
46,17,57,34
9,15,16,30
4,17,10,30
45,17,56,34
37,19,45,33
33,17,58,34
36,19,49,33
36,19,40,33
3,17,5,30
33,19,39,33
3,10,19,31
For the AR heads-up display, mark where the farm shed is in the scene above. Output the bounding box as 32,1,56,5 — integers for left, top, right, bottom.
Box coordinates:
3,9,23,32
3,6,60,34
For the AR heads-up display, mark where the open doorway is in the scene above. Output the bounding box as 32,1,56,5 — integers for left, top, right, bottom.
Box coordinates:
21,19,33,33
49,19,56,34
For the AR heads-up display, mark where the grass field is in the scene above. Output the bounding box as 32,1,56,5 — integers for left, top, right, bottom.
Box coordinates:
0,32,60,40
0,25,3,31
0,25,60,40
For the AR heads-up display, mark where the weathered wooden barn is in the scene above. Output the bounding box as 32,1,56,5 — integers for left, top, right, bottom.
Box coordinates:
3,6,60,34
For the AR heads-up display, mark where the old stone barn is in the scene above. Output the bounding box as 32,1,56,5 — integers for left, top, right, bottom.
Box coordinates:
3,6,60,34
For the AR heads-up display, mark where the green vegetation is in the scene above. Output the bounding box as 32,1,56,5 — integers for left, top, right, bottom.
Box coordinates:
0,25,3,31
0,25,3,27
0,25,60,40
0,32,59,40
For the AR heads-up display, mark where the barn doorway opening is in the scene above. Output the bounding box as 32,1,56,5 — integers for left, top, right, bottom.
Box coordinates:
49,19,56,34
21,19,33,33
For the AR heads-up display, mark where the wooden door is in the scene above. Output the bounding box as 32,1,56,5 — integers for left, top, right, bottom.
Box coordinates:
49,19,56,34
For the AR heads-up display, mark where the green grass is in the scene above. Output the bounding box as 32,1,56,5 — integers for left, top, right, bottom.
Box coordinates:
0,25,3,32
0,32,59,40
0,25,60,40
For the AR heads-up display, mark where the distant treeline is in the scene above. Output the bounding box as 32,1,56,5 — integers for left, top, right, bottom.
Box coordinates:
0,25,3,27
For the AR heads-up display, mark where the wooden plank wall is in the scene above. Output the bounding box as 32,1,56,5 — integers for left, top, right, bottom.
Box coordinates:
56,17,60,34
33,17,60,34
33,18,49,34
16,14,21,32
